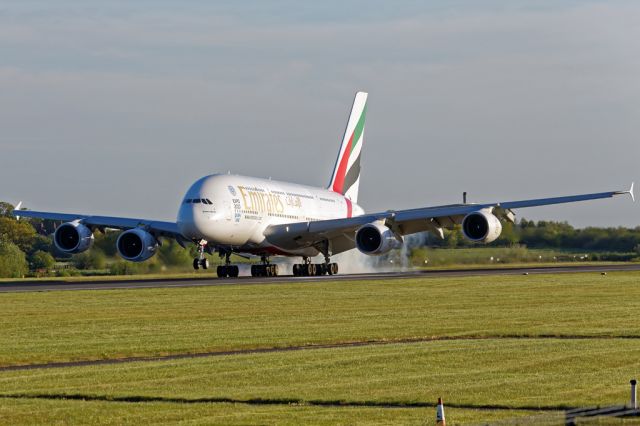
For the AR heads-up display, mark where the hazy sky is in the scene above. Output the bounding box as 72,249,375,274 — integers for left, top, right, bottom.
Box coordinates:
1,1,638,227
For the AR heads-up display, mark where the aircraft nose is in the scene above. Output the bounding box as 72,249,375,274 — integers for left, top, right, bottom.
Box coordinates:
177,203,205,239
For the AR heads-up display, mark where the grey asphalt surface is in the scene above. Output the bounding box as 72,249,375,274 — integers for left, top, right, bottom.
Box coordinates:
1,264,639,293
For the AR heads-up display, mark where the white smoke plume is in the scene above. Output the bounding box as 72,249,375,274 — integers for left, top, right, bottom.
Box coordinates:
234,231,430,276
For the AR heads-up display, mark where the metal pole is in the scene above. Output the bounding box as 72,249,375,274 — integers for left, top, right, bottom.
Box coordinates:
463,192,467,204
631,379,637,409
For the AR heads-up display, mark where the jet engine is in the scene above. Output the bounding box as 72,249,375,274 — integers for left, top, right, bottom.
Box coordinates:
116,229,159,262
53,222,94,254
461,210,502,243
355,223,403,255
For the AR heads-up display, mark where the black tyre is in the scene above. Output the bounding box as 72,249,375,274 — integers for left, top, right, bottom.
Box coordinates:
217,265,226,278
200,258,209,270
193,259,200,270
319,264,326,276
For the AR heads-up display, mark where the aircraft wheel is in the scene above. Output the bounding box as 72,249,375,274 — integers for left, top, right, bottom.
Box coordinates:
200,258,209,270
217,265,228,278
193,259,200,270
331,263,338,275
308,264,316,275
292,264,299,276
229,265,239,277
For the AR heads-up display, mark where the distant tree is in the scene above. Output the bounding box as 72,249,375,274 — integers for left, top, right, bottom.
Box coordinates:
0,217,36,252
444,226,461,248
29,250,55,271
72,249,107,270
0,240,28,278
93,232,119,257
27,235,53,256
158,240,193,267
496,221,519,246
0,202,14,217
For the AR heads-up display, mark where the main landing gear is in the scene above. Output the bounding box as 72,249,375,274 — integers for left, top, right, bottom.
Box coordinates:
251,256,278,277
292,257,338,276
217,250,239,278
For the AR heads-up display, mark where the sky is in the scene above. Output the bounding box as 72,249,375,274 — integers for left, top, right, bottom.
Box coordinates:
0,0,638,227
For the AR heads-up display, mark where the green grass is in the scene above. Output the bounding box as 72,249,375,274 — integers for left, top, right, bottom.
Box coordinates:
2,272,640,424
1,273,640,367
1,339,639,408
0,398,548,426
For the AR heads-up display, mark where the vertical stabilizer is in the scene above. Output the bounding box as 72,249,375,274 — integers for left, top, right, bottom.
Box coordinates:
328,91,368,203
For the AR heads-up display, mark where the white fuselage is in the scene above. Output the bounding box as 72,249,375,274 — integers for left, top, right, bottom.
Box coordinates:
176,174,364,256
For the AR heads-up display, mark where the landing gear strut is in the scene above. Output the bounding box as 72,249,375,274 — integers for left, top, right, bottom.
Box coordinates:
192,240,210,270
251,256,279,277
292,256,338,276
217,250,239,278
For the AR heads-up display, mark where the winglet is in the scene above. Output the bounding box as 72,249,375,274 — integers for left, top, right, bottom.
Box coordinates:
613,183,634,202
14,201,23,220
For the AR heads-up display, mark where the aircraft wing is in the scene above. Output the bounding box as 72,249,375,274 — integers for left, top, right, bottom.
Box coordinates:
12,210,182,239
264,184,634,255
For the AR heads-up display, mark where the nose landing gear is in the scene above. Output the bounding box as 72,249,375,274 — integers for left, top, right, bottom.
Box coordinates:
192,240,210,270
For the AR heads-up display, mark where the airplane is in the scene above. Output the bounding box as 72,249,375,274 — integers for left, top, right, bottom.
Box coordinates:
14,92,635,278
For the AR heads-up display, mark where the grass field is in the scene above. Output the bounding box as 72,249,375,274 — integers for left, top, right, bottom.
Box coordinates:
1,272,640,424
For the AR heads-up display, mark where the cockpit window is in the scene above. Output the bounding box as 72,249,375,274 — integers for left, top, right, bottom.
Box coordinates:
192,199,201,204
184,199,192,204
204,199,213,205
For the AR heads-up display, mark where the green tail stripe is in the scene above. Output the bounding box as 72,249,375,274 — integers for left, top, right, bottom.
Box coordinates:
349,103,367,155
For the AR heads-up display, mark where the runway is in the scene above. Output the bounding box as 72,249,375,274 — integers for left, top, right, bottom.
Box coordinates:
1,264,639,293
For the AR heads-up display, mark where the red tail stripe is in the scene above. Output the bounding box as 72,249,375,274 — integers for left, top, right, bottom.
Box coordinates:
345,197,353,218
332,132,354,194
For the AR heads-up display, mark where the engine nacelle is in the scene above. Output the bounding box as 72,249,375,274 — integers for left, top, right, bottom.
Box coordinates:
53,222,94,254
116,229,159,262
461,210,502,243
355,223,403,256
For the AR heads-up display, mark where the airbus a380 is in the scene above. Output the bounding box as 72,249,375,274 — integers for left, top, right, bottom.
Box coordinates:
15,92,635,278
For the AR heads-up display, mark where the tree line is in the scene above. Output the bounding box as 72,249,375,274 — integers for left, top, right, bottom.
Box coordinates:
425,219,640,254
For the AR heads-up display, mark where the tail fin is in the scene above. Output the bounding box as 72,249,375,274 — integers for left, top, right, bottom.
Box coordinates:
328,91,368,202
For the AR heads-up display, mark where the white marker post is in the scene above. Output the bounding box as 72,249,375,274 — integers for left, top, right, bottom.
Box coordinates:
436,397,446,425
631,379,637,409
